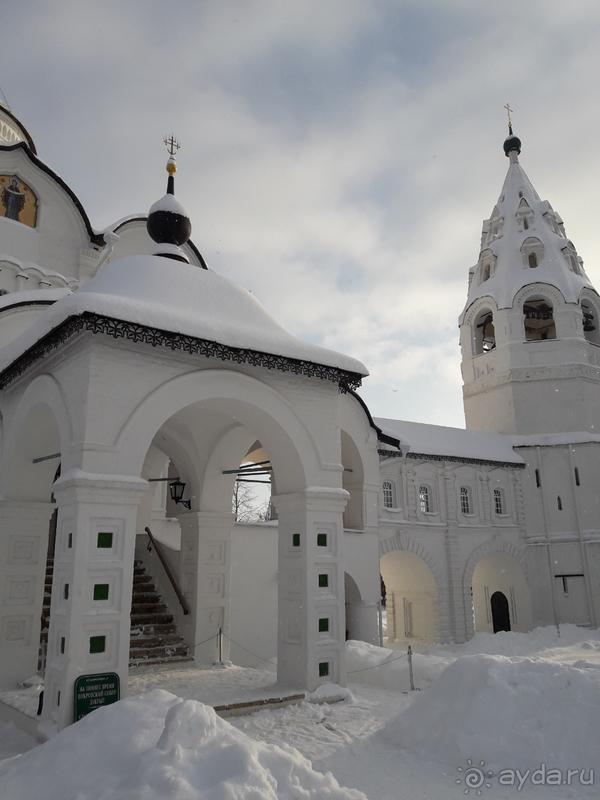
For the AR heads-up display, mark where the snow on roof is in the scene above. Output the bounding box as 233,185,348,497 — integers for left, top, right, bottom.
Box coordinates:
460,155,597,321
374,417,524,465
0,255,368,378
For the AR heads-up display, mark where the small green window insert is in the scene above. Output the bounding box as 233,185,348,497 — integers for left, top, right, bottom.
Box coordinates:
317,533,327,547
292,533,300,547
318,574,328,588
318,618,329,632
97,531,113,548
89,635,106,654
64,584,69,600
60,636,65,654
68,533,73,548
319,661,329,677
93,584,109,601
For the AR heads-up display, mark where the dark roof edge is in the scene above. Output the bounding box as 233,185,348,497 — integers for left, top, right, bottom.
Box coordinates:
0,311,364,393
0,141,105,247
347,389,402,452
406,451,525,469
111,216,208,270
0,107,37,154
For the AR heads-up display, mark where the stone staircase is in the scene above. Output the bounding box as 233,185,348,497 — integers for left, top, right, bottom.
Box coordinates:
38,558,192,672
129,560,192,668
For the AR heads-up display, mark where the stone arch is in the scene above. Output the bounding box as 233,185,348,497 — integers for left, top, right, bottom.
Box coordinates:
380,533,445,586
380,546,441,646
114,370,326,495
463,295,498,329
473,307,496,355
512,282,566,313
340,429,365,529
462,537,529,639
380,534,446,645
1,374,71,502
579,289,600,346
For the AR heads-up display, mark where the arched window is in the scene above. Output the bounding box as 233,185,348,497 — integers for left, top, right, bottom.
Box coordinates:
474,309,496,355
493,488,505,515
521,237,544,270
523,298,556,341
419,484,431,513
582,300,600,345
460,486,472,515
382,480,395,509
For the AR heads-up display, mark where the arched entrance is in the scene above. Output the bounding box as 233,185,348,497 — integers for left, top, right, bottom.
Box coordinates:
490,591,511,632
471,550,531,634
380,550,440,646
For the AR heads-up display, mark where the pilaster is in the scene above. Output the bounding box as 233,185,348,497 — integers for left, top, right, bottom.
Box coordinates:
272,487,348,691
178,511,234,664
43,471,147,731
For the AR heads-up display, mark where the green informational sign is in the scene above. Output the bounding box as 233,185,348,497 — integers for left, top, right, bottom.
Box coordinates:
74,672,120,722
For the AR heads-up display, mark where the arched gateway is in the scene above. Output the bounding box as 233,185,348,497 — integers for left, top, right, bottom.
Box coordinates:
0,155,376,730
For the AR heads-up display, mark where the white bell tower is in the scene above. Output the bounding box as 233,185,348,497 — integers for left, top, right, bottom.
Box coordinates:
459,126,600,435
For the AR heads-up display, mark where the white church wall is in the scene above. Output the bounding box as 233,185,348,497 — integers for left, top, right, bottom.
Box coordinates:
229,521,278,668
0,148,95,280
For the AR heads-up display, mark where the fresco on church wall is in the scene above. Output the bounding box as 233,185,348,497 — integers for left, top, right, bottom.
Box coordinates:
0,175,37,227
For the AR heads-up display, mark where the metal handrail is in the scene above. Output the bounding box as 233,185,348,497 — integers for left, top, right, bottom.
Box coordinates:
144,526,190,615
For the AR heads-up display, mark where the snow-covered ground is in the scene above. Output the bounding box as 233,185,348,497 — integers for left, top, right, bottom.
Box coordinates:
0,624,598,799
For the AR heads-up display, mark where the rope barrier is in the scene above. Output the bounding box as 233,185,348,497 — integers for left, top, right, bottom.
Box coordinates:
224,633,277,666
347,651,407,674
192,634,222,648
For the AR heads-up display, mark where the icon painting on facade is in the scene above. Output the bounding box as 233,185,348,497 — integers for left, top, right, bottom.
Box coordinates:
0,175,37,227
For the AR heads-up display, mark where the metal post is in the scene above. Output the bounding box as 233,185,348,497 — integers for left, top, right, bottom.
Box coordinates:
407,644,415,691
218,626,223,663
378,601,384,648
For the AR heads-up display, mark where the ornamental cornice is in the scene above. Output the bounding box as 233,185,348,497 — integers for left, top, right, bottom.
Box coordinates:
0,312,363,393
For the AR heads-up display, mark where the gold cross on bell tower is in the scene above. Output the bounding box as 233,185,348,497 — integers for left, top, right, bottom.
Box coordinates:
504,103,514,131
163,134,180,156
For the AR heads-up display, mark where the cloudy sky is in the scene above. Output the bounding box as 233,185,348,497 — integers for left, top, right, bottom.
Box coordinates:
3,1,600,427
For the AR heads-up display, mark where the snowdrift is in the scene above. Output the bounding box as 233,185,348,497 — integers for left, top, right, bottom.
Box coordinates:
346,639,452,691
0,690,366,800
380,653,600,772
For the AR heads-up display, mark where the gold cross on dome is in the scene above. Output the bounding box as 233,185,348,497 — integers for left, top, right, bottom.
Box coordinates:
163,134,180,156
504,103,513,129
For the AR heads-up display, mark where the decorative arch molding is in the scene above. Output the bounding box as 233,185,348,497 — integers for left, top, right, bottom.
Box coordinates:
379,532,445,587
511,282,567,313
462,295,498,328
114,369,326,493
463,536,527,589
578,287,600,307
2,372,72,468
0,374,72,501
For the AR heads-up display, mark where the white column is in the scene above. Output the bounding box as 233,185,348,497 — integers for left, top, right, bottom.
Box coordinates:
178,511,234,665
43,472,147,731
0,501,54,690
272,488,348,691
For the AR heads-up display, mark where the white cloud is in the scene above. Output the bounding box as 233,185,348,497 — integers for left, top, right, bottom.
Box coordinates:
3,0,600,427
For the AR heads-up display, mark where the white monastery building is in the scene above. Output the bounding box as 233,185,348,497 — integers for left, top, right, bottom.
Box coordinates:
0,104,598,731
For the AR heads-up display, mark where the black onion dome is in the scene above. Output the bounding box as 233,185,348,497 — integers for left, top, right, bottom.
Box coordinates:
146,193,192,247
503,133,522,157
